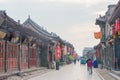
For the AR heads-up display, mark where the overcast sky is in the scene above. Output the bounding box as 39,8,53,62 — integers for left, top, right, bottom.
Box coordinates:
0,0,118,55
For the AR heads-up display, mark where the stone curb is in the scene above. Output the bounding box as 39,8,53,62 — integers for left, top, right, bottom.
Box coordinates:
109,73,120,80
22,69,52,80
94,69,105,80
0,67,47,80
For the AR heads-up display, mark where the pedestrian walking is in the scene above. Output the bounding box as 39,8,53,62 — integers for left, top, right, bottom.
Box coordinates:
86,58,90,71
93,59,98,68
87,59,93,75
74,58,76,64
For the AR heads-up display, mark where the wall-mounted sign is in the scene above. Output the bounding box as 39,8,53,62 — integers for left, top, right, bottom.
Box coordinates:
0,31,7,39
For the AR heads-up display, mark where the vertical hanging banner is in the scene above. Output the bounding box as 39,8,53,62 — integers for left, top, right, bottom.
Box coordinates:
116,18,120,35
56,42,61,60
56,46,61,59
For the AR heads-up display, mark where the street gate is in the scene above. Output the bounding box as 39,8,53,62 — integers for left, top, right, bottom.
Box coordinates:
0,41,5,72
6,43,18,71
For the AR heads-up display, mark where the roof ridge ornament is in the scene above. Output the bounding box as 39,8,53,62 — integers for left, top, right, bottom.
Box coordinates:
28,15,30,19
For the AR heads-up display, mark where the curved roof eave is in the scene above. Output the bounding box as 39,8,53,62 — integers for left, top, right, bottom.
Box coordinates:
109,1,120,24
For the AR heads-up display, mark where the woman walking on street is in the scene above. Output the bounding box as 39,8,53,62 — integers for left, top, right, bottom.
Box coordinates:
87,59,93,75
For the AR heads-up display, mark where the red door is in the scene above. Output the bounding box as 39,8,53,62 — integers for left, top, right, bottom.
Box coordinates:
30,47,36,68
7,43,18,71
21,44,28,69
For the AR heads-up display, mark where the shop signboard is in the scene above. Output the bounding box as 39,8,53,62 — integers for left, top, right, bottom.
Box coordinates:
0,31,6,39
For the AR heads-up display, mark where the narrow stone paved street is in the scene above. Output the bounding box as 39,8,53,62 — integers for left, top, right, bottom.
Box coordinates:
1,1,120,80
4,62,120,80
28,62,102,80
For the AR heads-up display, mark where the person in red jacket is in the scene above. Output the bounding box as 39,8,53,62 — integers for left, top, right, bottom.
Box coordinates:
87,59,93,75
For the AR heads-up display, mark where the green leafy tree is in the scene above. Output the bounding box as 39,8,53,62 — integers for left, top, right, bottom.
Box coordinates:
68,55,74,61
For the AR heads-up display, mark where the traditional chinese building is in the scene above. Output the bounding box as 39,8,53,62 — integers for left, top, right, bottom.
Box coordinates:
96,1,120,71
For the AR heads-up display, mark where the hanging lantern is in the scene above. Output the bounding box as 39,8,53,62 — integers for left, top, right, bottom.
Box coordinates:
111,24,116,38
94,32,102,39
115,18,120,35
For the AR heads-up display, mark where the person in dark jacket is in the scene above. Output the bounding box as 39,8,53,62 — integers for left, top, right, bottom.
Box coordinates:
74,58,76,64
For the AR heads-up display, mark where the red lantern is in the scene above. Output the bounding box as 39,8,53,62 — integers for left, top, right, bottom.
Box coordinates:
94,32,102,39
116,18,120,35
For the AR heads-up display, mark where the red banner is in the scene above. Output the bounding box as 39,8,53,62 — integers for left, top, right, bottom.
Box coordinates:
56,46,61,59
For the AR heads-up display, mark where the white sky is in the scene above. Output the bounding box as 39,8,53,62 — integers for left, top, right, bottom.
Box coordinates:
0,0,118,55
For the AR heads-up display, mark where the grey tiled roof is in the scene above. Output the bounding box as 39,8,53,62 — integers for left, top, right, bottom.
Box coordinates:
0,10,6,25
23,17,52,38
0,10,40,39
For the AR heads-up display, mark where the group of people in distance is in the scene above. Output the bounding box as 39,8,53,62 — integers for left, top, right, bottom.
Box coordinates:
73,57,98,75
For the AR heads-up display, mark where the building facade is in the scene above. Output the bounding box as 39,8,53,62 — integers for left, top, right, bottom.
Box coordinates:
95,1,120,71
0,10,75,73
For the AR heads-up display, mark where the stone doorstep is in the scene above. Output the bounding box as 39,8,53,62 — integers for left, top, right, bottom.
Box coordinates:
0,71,19,80
0,67,47,79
